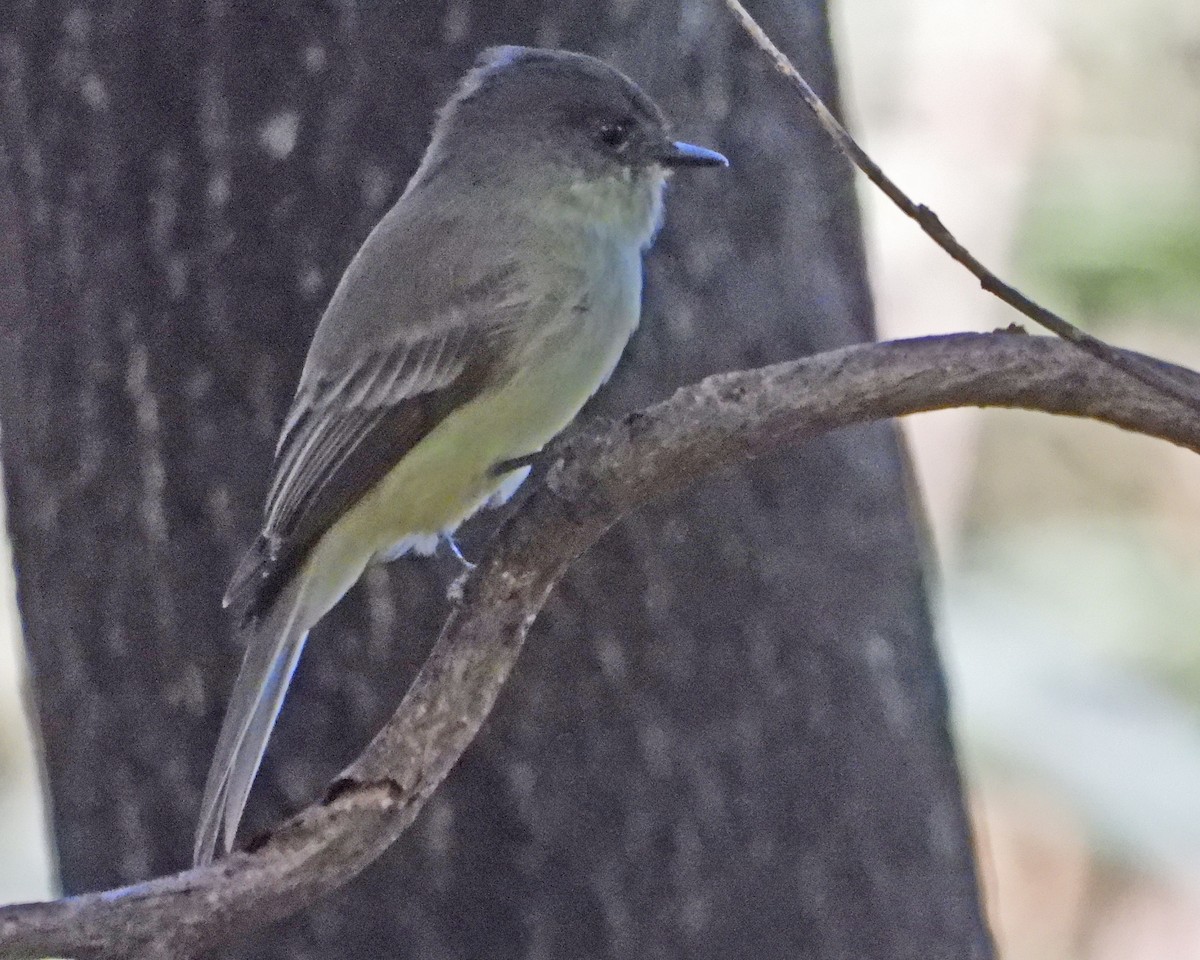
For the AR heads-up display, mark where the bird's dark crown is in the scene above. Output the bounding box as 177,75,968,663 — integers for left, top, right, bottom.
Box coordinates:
432,46,673,174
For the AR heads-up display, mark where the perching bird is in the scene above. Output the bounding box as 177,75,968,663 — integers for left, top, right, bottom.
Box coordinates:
194,45,726,866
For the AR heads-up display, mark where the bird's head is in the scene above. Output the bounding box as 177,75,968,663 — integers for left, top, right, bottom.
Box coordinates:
412,46,727,243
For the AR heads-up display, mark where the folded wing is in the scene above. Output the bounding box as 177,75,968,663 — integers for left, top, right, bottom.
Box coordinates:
226,274,527,619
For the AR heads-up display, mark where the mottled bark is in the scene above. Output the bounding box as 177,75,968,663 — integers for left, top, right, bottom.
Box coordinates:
0,2,991,958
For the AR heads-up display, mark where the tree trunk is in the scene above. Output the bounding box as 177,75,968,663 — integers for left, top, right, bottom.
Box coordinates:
0,2,992,957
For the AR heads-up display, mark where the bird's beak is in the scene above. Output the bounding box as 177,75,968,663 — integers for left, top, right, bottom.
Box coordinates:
656,140,729,169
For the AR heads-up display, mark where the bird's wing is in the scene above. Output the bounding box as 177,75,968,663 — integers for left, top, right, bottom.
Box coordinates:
225,281,527,618
201,316,521,864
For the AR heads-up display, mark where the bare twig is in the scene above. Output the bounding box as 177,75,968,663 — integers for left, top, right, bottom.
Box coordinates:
720,0,1200,417
1,332,1199,959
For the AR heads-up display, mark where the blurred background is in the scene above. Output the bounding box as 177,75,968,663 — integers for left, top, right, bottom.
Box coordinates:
2,0,1199,955
839,0,1200,955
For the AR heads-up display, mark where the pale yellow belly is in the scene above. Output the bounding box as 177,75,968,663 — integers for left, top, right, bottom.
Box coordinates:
296,298,638,620
359,352,607,547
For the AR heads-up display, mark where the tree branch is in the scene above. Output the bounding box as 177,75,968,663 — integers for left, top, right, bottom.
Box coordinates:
720,0,1200,417
2,333,1199,960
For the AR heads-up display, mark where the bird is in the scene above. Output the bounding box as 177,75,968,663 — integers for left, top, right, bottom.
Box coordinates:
193,44,727,866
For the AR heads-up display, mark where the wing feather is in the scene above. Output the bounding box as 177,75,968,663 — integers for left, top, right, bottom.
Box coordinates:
223,191,544,615
226,308,518,616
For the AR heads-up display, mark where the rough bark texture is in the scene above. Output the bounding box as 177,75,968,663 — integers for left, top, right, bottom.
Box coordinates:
0,2,991,959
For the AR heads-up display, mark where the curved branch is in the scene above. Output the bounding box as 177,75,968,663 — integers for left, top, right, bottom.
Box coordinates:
2,333,1198,959
720,0,1200,416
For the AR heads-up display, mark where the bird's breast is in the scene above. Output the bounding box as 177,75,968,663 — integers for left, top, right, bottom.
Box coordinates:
332,230,643,563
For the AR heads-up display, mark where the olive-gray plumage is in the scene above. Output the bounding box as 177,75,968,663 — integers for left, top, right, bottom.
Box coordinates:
194,46,725,865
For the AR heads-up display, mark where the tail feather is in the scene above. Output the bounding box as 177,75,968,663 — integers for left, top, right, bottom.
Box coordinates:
194,573,312,866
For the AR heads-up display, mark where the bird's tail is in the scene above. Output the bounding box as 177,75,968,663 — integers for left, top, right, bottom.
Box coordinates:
193,570,313,866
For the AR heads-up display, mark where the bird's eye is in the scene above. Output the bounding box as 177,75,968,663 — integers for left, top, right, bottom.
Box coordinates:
597,120,632,151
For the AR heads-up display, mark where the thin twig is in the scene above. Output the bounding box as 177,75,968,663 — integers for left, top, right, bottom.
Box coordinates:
2,332,1199,960
720,0,1200,417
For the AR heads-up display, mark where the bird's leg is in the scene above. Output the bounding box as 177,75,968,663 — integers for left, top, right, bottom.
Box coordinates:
443,534,476,605
489,452,539,478
442,533,476,570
